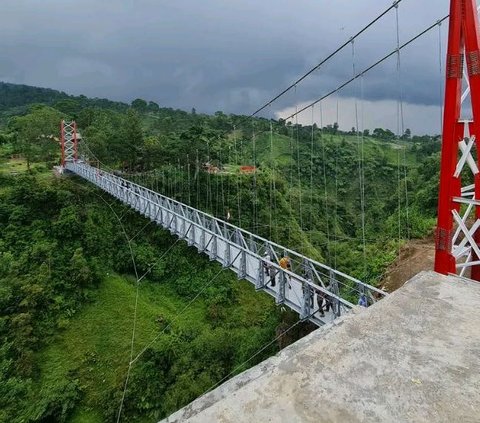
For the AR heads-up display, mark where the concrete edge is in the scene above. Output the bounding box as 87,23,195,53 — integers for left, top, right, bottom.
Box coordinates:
160,306,367,423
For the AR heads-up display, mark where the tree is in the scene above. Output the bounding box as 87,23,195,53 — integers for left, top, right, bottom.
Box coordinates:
402,128,412,140
212,111,231,131
384,129,395,140
53,99,80,116
372,127,395,140
115,109,144,169
11,106,63,170
131,98,148,112
372,128,384,138
77,107,96,128
70,248,94,288
148,101,160,112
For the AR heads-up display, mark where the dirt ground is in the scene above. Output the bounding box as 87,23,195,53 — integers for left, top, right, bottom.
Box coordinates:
380,236,436,293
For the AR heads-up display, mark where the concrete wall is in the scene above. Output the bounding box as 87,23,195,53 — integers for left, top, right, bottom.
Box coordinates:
162,271,480,423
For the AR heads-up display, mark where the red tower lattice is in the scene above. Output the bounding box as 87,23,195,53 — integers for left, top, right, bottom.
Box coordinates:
60,120,78,167
435,0,480,280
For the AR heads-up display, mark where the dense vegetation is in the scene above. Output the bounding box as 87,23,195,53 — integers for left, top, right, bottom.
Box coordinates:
0,171,295,422
0,82,441,422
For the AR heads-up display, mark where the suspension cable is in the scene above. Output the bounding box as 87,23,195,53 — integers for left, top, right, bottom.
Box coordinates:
207,141,212,213
249,0,403,118
252,119,258,233
196,149,200,209
220,150,226,220
71,183,177,423
226,144,232,223
269,109,274,241
438,21,444,133
352,39,367,272
319,101,331,264
309,105,315,236
295,92,303,233
283,15,449,122
360,76,368,268
215,158,220,217
394,3,409,244
130,253,241,366
187,156,191,205
234,126,242,227
269,109,278,241
334,127,339,269
288,106,295,246
395,5,410,241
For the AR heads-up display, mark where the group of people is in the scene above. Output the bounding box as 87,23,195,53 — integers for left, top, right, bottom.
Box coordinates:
262,253,368,318
263,253,292,288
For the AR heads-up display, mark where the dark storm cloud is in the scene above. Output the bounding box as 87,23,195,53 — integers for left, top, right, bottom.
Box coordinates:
0,0,450,119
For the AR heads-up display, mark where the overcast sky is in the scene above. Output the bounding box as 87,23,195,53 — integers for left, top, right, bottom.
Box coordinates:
1,0,455,133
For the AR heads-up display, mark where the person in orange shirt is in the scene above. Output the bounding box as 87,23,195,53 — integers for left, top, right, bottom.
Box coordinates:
279,256,291,271
279,256,292,289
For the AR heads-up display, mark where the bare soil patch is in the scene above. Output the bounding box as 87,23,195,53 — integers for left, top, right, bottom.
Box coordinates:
381,236,435,292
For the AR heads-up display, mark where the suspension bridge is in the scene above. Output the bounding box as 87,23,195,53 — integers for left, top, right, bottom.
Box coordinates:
60,120,386,327
57,0,480,421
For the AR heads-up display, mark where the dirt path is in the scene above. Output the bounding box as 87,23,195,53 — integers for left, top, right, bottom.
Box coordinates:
381,236,436,293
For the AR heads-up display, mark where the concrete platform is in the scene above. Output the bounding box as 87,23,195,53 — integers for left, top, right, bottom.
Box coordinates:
162,271,480,423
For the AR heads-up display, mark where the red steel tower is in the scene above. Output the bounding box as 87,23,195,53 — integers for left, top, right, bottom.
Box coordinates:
435,0,480,280
60,120,78,167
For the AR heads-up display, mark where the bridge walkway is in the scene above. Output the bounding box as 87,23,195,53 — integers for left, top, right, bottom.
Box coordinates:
65,161,387,326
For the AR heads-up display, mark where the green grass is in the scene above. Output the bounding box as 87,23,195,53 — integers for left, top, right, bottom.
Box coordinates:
68,409,104,423
33,275,203,419
32,271,276,422
252,132,418,169
324,135,419,167
254,132,296,166
0,157,48,175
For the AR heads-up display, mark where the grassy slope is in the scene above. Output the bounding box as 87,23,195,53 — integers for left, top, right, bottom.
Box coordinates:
33,271,276,422
0,157,46,175
255,132,294,166
253,132,419,168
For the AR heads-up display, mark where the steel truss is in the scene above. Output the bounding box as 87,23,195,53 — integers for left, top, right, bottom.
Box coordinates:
65,160,387,327
60,120,77,167
436,0,480,280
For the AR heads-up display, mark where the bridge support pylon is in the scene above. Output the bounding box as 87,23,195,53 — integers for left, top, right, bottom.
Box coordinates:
60,120,78,168
435,0,480,280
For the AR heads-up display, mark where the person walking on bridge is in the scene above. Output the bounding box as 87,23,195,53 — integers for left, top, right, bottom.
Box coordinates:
279,256,292,289
317,290,333,317
358,293,368,307
263,253,276,287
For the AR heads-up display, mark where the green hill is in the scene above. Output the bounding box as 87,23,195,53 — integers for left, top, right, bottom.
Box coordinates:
0,82,441,422
0,172,291,422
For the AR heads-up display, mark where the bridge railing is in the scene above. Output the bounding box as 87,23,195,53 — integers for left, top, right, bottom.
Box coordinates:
66,161,387,326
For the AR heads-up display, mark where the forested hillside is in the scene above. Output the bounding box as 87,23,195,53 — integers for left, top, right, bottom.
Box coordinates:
0,82,441,422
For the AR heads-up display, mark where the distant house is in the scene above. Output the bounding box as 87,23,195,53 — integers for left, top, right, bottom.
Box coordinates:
240,165,256,174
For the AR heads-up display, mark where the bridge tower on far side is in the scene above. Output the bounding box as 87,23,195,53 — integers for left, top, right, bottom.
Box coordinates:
60,120,78,168
435,0,480,280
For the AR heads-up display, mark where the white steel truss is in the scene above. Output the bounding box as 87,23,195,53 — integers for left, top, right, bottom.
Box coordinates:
450,58,480,276
452,132,480,277
65,161,387,327
62,121,77,164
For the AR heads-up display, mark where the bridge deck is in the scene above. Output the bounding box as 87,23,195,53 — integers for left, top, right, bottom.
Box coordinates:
65,161,386,326
162,271,480,423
